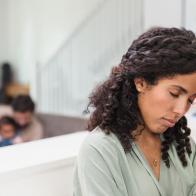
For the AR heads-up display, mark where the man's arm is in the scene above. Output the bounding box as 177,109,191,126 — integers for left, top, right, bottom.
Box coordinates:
19,116,44,142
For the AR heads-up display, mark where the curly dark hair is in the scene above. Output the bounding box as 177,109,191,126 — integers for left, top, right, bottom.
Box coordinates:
86,27,196,168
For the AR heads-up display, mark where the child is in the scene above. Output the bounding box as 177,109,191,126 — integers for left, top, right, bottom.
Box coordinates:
0,116,22,147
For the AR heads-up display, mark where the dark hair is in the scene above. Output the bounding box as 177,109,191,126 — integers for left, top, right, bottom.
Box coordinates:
0,62,14,104
86,27,196,168
1,62,13,87
0,116,18,129
11,95,35,113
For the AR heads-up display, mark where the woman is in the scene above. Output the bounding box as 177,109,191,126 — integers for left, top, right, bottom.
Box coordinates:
73,27,196,196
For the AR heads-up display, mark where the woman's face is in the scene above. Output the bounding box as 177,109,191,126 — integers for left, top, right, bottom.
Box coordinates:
135,73,196,134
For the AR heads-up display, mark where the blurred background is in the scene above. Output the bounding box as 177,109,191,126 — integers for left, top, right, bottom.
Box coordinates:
0,0,196,195
0,0,195,116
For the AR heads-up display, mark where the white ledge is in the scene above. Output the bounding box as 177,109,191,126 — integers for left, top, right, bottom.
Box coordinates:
0,131,89,174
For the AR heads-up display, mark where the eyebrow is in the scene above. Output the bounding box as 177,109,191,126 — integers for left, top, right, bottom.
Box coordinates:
171,85,196,96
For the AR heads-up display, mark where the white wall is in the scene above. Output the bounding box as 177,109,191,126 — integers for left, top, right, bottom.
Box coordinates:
37,0,143,115
0,0,102,98
34,0,102,65
1,0,184,80
0,1,9,64
143,0,182,30
185,0,196,30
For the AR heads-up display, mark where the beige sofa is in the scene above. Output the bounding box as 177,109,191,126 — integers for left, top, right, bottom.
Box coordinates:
36,113,87,138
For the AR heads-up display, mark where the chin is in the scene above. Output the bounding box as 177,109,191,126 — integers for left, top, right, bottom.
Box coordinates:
149,125,168,134
156,126,169,133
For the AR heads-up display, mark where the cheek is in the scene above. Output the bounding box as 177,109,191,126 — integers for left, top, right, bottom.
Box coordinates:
138,90,172,132
150,91,171,110
138,89,172,123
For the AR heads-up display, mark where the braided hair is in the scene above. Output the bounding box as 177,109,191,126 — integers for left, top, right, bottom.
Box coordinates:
86,27,196,167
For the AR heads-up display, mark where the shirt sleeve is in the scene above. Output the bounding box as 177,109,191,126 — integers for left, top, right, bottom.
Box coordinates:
73,140,123,196
20,117,44,142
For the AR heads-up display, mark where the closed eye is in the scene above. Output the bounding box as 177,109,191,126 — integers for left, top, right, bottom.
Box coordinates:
169,92,179,98
170,92,193,105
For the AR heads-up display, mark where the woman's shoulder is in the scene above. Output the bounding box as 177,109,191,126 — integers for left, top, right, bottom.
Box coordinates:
83,127,122,148
86,127,118,143
78,127,124,159
189,137,196,160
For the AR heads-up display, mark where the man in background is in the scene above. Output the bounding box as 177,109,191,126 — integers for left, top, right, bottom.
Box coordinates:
0,95,43,143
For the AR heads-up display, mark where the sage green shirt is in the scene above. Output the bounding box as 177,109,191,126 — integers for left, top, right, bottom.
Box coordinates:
73,127,196,196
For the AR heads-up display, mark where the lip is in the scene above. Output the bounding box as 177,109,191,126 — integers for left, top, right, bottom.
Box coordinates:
162,118,176,127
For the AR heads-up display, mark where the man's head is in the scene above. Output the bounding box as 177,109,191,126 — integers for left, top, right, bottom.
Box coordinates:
11,95,35,129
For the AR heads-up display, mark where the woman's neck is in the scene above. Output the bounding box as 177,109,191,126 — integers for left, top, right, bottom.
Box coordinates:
134,128,161,147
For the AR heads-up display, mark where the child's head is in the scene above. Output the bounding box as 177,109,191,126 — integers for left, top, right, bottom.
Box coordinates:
0,116,18,139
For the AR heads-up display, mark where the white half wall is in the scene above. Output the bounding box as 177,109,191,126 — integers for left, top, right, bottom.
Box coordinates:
0,131,89,196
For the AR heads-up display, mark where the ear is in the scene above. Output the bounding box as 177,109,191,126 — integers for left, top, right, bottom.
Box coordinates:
134,78,148,93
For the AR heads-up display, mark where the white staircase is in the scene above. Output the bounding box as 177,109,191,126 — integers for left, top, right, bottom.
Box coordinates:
37,0,144,116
